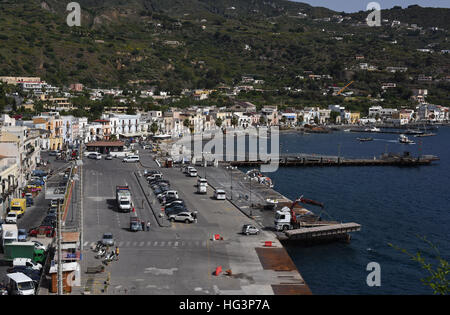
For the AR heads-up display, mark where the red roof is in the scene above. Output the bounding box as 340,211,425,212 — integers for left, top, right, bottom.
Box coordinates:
85,141,125,147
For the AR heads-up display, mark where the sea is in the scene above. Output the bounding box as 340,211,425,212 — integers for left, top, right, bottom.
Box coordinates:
264,127,450,294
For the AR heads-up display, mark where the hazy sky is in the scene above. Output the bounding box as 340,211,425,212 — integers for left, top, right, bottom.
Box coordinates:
292,0,450,13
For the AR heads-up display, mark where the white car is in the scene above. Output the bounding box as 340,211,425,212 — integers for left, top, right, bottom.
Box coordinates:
6,212,17,224
188,168,198,177
123,155,140,163
168,212,195,223
214,190,226,200
88,152,102,160
157,190,179,201
13,258,42,271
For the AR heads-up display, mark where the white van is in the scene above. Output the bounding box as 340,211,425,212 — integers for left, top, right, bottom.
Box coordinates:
123,155,140,163
197,178,207,194
6,212,17,224
5,273,35,295
13,258,42,271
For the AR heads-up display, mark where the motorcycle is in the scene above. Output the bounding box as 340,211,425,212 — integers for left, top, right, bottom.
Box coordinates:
95,247,107,259
102,251,118,264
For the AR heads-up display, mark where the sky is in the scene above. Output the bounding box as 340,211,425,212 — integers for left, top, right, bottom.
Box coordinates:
292,0,450,13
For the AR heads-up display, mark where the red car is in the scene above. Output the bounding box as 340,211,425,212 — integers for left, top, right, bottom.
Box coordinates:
28,225,55,238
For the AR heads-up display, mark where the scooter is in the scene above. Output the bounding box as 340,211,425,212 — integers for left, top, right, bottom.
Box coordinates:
95,247,107,258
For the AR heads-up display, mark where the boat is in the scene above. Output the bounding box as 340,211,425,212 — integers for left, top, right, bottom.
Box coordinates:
364,127,380,132
399,134,415,144
357,137,373,142
246,169,274,188
414,133,436,137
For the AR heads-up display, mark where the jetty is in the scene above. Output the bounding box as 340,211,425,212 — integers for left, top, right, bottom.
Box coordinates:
228,152,439,167
279,223,362,242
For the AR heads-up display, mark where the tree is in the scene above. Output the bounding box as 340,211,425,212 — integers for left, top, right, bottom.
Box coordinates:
215,117,223,128
330,111,340,123
150,122,159,134
389,236,449,295
259,115,266,126
231,116,238,128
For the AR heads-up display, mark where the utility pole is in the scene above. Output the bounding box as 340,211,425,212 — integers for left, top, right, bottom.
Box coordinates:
57,199,63,295
79,139,83,252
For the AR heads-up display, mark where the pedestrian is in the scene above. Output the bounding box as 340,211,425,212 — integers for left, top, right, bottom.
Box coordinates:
147,221,150,231
115,246,119,259
141,221,145,231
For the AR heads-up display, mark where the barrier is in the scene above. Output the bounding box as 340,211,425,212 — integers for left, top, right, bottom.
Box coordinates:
264,241,273,247
215,266,222,276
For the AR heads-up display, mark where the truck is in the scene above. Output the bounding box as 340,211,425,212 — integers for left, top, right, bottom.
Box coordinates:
3,241,46,263
274,197,323,231
2,224,18,248
116,185,132,213
10,199,27,218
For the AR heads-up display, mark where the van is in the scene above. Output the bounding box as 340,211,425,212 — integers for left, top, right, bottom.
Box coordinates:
5,273,35,295
123,155,140,163
6,212,18,224
214,190,226,200
197,178,207,194
10,199,26,217
188,168,198,177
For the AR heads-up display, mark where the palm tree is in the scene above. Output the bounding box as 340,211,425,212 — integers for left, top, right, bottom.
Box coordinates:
231,116,238,128
150,122,159,134
215,117,223,128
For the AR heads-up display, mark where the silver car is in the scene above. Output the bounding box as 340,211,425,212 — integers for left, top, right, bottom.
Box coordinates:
101,233,115,246
242,224,259,235
168,212,195,224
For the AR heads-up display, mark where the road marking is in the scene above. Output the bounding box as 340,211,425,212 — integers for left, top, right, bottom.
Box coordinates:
195,241,200,247
139,242,145,247
132,242,138,246
126,241,130,247
202,241,207,247
147,241,152,246
84,241,89,247
160,241,165,246
118,242,124,247
153,241,158,246
174,242,178,247
167,241,172,246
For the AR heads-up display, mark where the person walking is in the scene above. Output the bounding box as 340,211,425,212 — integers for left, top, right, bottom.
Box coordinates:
141,220,145,231
115,246,119,260
147,221,150,231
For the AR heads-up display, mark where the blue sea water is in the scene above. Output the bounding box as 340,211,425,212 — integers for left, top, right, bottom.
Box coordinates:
268,127,450,294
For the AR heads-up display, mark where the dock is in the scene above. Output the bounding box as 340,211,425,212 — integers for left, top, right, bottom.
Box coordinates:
282,223,361,241
228,152,439,167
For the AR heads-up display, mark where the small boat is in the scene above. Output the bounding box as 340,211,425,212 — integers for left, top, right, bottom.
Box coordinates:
399,134,415,144
357,137,373,142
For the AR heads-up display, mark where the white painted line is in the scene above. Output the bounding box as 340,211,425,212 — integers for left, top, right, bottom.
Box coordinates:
160,241,165,246
174,242,178,247
147,241,152,246
167,241,172,246
139,242,145,247
195,241,200,247
84,242,89,247
126,241,131,247
132,242,138,246
118,242,124,247
202,241,207,247
153,241,158,246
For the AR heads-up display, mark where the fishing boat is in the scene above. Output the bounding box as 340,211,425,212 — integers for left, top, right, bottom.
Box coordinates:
246,169,274,188
357,137,374,142
364,127,380,132
399,134,415,144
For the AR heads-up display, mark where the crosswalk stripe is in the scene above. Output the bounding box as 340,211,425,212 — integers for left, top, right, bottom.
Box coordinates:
132,242,137,246
139,242,145,246
153,241,158,246
118,242,124,247
147,241,152,246
84,242,89,247
202,241,207,247
195,241,199,247
126,241,130,246
167,241,172,246
160,241,165,246
174,242,178,247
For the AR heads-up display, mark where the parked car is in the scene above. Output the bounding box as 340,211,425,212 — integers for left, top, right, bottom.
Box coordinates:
165,204,188,216
242,224,260,235
7,268,40,286
157,190,179,202
28,225,55,237
168,212,195,223
105,154,113,160
214,190,227,200
13,258,42,271
31,240,47,251
101,233,115,246
18,229,27,242
6,212,17,224
123,155,139,163
88,152,102,160
164,199,185,208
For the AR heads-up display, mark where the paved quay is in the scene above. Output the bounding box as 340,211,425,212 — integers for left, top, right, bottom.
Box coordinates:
77,150,311,295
